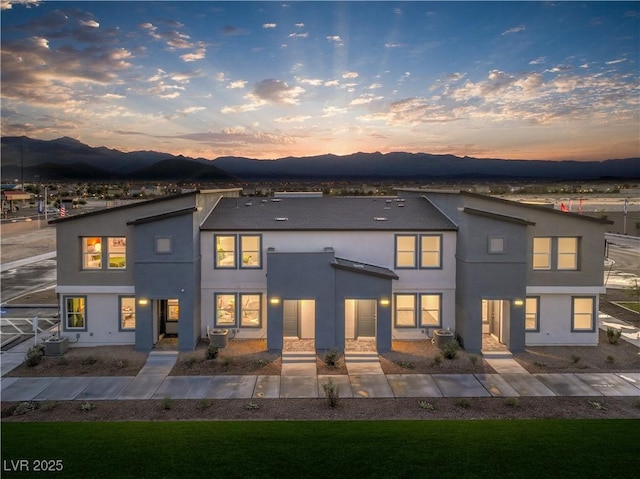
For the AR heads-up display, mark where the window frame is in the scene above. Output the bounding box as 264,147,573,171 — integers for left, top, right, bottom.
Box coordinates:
571,296,596,332
82,237,103,270
488,235,506,255
525,296,540,332
394,293,417,328
155,236,173,254
532,237,552,270
239,293,262,328
63,295,87,331
239,234,262,269
394,234,417,269
557,237,579,271
419,234,443,269
215,235,237,269
107,237,127,269
118,296,136,331
419,293,442,328
214,293,236,327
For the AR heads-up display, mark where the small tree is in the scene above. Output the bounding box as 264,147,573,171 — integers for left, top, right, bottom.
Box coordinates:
625,279,640,309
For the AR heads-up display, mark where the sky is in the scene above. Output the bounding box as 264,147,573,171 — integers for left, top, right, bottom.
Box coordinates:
1,1,639,162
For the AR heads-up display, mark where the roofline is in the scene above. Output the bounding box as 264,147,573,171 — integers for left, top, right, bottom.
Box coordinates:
200,227,458,232
127,207,198,226
49,190,200,225
461,206,536,226
331,258,399,280
396,188,614,225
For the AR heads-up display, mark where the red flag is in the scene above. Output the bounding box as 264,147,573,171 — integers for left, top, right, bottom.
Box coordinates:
560,202,567,212
60,205,66,217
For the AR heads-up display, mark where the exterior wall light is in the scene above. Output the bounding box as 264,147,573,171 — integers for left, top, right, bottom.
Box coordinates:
138,298,149,306
513,299,524,307
379,298,390,306
269,297,280,305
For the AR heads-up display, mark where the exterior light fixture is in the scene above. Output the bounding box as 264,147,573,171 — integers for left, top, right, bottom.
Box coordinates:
379,298,390,306
513,299,524,307
138,298,149,306
269,297,280,305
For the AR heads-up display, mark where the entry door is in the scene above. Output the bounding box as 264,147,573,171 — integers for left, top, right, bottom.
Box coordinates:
283,300,315,339
356,300,376,338
283,300,299,337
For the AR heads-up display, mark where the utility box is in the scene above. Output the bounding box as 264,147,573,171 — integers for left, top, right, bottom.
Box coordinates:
44,336,69,356
208,329,229,348
433,329,455,349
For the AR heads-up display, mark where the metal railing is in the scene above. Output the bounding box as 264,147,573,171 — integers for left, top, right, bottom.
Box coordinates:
0,316,60,350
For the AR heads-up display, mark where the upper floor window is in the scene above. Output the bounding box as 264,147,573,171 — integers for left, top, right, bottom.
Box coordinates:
557,237,578,270
215,234,262,269
420,235,442,268
532,237,551,270
82,237,126,270
395,234,442,269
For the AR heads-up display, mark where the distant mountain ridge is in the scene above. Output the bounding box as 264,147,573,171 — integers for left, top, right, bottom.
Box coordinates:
1,136,638,182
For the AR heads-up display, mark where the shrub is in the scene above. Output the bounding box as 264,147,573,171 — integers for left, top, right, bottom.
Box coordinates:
198,399,212,410
606,355,615,364
40,401,58,412
161,397,173,410
24,345,45,367
245,401,260,410
418,400,435,410
455,398,471,409
441,340,460,360
504,397,519,408
469,355,478,366
607,327,622,345
13,401,39,416
323,350,339,368
114,359,126,369
571,354,581,364
322,379,340,408
397,360,415,370
589,400,606,411
184,357,199,368
432,354,443,366
221,357,234,367
80,356,98,366
79,402,95,412
206,344,219,360
257,358,271,368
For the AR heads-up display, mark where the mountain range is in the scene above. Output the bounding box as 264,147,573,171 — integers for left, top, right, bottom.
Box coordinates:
1,136,638,183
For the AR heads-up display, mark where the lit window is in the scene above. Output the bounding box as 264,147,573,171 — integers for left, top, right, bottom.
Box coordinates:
420,294,441,327
525,297,539,331
395,294,416,327
215,294,236,326
488,236,505,254
395,235,416,268
240,235,261,268
532,237,551,270
240,294,261,327
120,297,136,330
82,237,102,269
420,235,442,268
572,297,594,331
216,236,236,268
108,237,127,269
558,237,578,270
65,296,86,330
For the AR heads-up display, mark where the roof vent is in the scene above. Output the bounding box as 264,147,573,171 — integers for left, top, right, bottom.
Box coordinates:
397,203,405,207
353,263,365,268
245,201,252,206
261,199,268,203
271,198,282,202
374,217,388,221
386,199,393,203
275,217,288,221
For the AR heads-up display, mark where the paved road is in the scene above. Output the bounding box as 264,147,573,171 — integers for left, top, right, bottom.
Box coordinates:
0,257,56,304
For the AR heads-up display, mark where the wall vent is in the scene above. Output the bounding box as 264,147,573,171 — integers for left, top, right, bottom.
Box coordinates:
374,217,388,221
275,217,288,221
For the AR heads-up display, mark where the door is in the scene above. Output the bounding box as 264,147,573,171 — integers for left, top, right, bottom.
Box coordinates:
356,299,376,338
283,300,298,337
482,299,508,344
283,300,315,339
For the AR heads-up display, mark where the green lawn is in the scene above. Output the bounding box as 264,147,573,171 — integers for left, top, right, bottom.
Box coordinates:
617,301,640,313
2,420,639,478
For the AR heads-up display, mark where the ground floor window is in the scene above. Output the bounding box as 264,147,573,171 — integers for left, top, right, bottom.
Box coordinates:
119,296,136,330
525,297,539,331
64,296,87,331
215,293,263,328
572,296,595,331
420,294,441,327
394,294,416,327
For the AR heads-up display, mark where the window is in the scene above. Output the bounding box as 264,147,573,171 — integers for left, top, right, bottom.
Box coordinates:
215,294,236,326
240,235,261,268
572,297,595,331
420,294,441,327
240,294,262,327
525,297,539,331
155,236,172,254
82,237,102,269
65,296,86,330
420,235,442,268
216,236,236,268
108,237,127,269
395,235,416,268
532,237,551,270
395,294,416,327
488,236,505,254
558,237,578,270
119,297,136,330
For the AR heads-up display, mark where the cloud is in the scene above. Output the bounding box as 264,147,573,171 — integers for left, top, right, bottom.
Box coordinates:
322,106,347,117
227,80,247,89
288,32,308,38
80,19,99,28
385,42,405,48
263,23,277,29
342,71,359,79
253,79,305,105
368,83,383,89
545,65,573,73
327,35,343,45
606,58,627,65
274,115,311,123
502,25,525,35
529,57,546,65
295,23,305,28
350,94,384,106
181,48,206,62
298,77,324,86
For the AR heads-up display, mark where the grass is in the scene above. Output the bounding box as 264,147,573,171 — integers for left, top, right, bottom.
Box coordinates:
3,420,639,478
615,301,640,313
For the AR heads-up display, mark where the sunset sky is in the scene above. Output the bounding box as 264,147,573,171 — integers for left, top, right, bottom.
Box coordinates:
1,1,638,161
